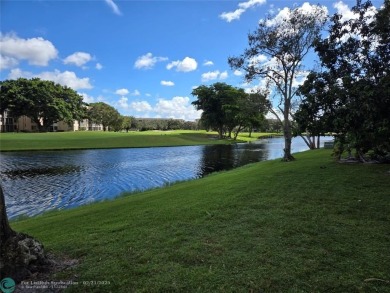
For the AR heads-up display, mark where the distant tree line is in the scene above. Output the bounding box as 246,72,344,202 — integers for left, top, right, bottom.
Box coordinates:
85,102,199,132
0,80,198,132
0,77,283,135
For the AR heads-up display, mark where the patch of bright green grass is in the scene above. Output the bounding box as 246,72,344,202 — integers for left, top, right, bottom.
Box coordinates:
0,131,278,151
11,150,390,292
0,131,226,151
235,132,282,142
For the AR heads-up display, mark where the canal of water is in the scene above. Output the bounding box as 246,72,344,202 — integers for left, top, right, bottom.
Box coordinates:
0,136,333,219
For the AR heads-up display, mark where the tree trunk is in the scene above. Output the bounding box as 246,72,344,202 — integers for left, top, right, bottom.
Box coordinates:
282,120,295,161
0,184,51,282
301,135,312,149
233,124,244,140
0,184,15,243
227,126,233,138
301,134,321,149
218,125,224,139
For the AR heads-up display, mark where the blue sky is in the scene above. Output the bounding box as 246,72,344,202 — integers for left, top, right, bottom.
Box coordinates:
0,0,383,121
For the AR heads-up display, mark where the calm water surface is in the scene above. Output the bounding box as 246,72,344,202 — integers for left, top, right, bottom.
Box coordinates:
0,136,332,219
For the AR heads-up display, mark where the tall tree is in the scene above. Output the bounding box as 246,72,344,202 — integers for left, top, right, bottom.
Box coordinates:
232,92,269,140
122,116,133,132
307,0,390,161
295,72,337,149
244,92,269,138
0,78,85,132
87,102,121,131
191,83,246,139
192,83,232,139
228,3,328,161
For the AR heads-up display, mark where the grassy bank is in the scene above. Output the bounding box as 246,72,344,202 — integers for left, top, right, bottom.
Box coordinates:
11,150,390,292
0,131,275,151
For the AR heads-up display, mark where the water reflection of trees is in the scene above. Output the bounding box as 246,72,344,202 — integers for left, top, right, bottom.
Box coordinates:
1,166,81,179
197,143,270,177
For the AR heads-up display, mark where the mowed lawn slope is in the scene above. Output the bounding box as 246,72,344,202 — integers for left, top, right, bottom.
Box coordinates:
11,150,390,292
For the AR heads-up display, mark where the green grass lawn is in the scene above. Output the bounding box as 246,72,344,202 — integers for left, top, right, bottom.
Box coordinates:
0,130,275,151
10,150,390,292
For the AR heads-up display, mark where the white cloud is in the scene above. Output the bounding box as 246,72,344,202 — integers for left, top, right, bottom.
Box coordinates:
332,2,377,44
203,60,214,66
249,54,268,65
80,92,95,103
130,89,141,96
167,57,198,72
201,71,219,82
161,80,175,86
333,1,376,22
265,3,328,31
115,88,129,95
234,70,243,76
154,96,202,121
220,0,266,22
0,33,58,67
333,1,356,22
292,71,310,88
201,70,228,82
134,52,168,70
265,7,290,27
119,97,202,121
117,97,129,109
104,0,122,15
130,101,153,112
219,71,228,80
220,8,246,23
241,78,270,94
248,54,269,72
0,54,18,70
39,70,92,90
8,68,92,90
63,52,92,67
95,63,103,70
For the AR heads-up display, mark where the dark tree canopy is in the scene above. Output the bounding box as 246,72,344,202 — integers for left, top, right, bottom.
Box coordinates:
191,82,267,139
0,78,85,132
299,0,390,161
192,83,239,139
121,116,133,132
232,92,269,139
87,102,122,131
228,3,328,161
295,72,337,149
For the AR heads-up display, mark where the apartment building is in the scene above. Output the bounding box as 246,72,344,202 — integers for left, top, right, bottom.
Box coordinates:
0,111,103,132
